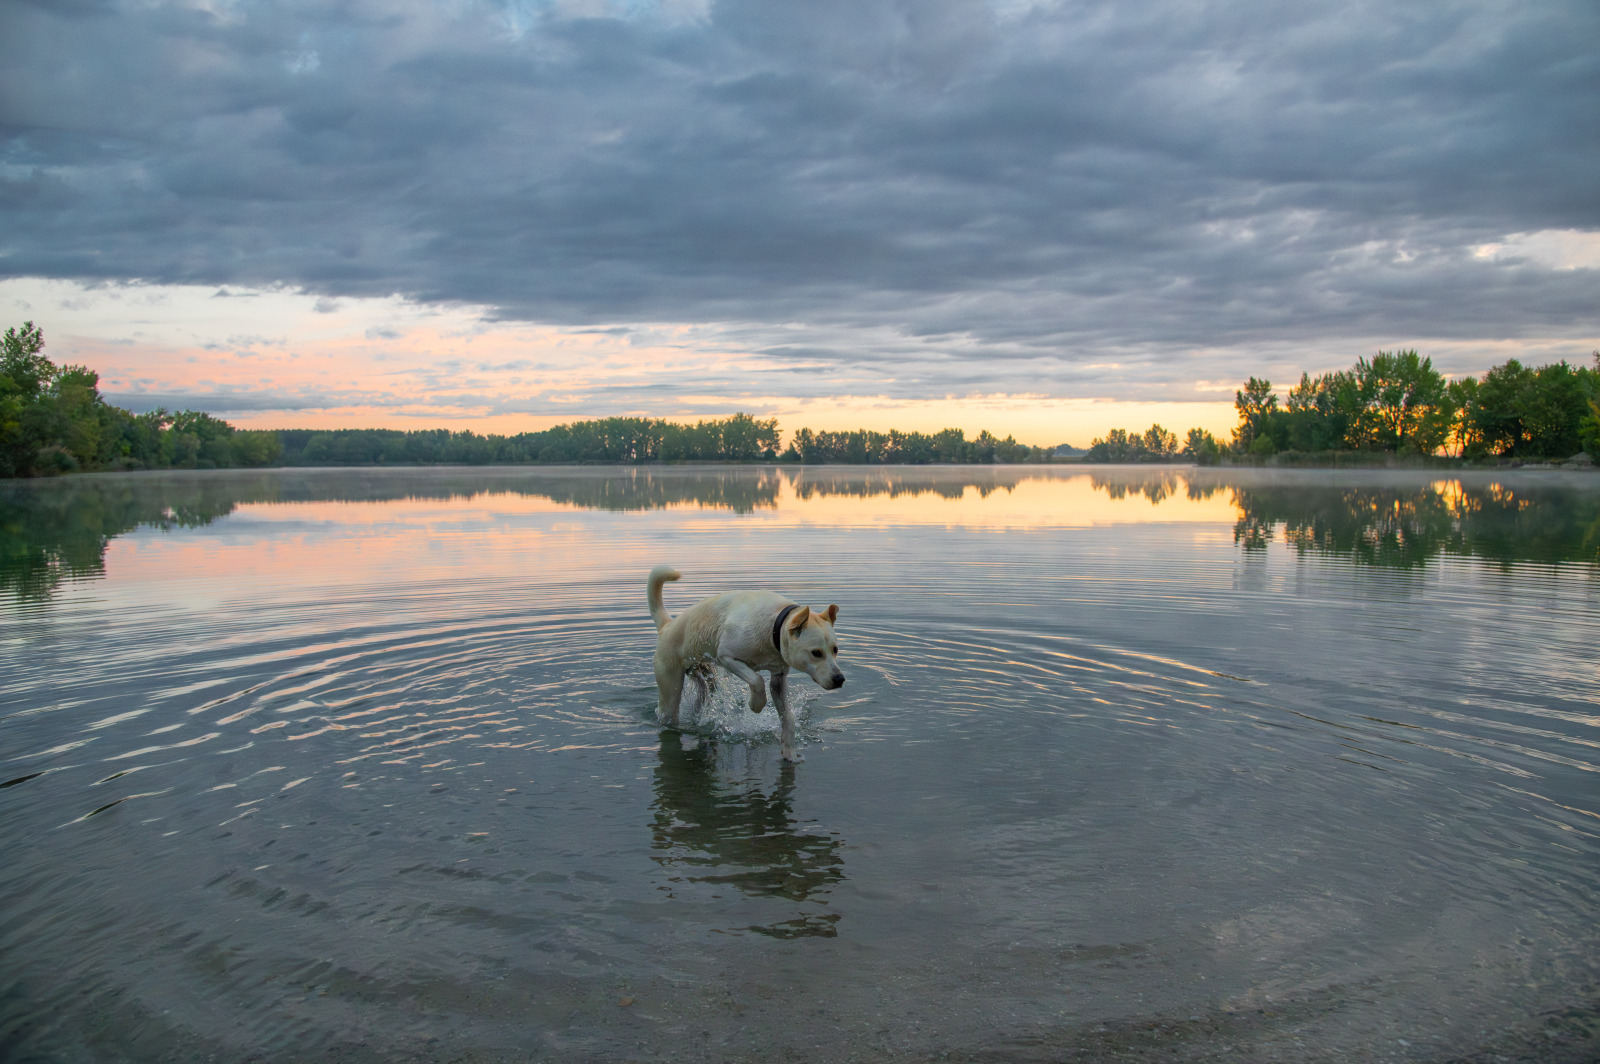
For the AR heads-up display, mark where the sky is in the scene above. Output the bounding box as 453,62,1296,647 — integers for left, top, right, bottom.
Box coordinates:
2,0,1597,446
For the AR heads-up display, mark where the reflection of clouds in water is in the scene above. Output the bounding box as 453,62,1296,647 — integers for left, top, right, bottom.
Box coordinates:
649,734,843,938
6,467,1600,603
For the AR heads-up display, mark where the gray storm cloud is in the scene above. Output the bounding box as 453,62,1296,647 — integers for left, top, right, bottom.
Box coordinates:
2,0,1596,401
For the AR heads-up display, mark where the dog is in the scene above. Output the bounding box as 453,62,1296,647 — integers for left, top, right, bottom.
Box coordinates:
648,566,844,762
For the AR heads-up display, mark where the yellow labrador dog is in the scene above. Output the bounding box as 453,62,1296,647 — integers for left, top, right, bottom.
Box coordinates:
647,566,843,762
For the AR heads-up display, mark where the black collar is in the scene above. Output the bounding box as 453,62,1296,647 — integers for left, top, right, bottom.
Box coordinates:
771,603,799,652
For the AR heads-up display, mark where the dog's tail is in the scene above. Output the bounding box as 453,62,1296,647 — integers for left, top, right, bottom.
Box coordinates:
647,566,681,631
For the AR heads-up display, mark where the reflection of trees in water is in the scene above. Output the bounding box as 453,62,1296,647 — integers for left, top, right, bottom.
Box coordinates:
1075,470,1600,567
18,467,1596,603
1228,481,1600,567
0,468,786,603
649,734,844,939
510,468,785,513
1089,471,1229,504
201,467,789,514
1,467,1064,603
787,467,1029,500
0,475,243,600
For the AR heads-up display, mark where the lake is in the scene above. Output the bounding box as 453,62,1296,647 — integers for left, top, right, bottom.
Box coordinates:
2,465,1598,1063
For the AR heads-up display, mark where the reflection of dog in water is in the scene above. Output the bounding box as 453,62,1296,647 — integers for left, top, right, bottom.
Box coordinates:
650,733,844,938
647,566,844,762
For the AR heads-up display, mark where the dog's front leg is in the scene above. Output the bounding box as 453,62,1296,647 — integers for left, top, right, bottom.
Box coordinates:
717,656,767,714
771,668,802,762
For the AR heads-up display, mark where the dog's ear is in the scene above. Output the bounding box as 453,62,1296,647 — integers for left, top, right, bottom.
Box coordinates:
823,604,839,624
788,605,811,631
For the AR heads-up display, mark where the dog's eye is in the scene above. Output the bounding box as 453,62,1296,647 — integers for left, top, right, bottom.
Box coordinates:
811,649,823,658
831,646,838,655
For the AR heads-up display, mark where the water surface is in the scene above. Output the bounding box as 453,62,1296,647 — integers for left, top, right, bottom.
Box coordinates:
2,466,1598,1062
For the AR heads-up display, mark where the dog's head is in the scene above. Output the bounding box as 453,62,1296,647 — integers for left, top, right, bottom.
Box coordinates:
782,604,844,690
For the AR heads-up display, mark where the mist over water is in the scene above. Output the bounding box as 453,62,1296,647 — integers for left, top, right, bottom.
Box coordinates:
2,466,1597,1062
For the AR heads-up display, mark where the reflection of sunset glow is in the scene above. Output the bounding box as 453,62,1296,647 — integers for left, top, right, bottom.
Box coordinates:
207,470,1238,531
762,472,1236,529
97,471,1239,593
1429,479,1465,510
40,469,1597,610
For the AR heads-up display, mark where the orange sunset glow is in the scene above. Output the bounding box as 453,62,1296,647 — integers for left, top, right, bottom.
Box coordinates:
98,470,1240,598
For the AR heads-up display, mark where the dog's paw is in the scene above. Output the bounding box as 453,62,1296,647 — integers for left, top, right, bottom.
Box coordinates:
781,747,805,763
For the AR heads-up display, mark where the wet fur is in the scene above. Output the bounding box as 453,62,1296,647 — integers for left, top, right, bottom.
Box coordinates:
647,566,844,762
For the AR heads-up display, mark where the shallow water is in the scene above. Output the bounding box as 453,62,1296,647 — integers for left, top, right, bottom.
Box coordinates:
2,465,1598,1063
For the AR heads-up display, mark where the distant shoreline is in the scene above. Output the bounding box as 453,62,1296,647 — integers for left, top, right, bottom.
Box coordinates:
9,453,1599,483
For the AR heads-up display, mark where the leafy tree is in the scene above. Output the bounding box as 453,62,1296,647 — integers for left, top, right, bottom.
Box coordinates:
1085,424,1182,463
1349,350,1453,454
1464,359,1532,457
1581,399,1600,461
1,322,53,477
1458,358,1595,459
1145,425,1178,459
1182,428,1224,464
1281,371,1359,452
2,323,283,477
1,322,51,397
1225,350,1597,464
778,425,1044,464
1446,376,1481,457
1521,361,1591,458
1232,377,1277,453
1085,428,1134,462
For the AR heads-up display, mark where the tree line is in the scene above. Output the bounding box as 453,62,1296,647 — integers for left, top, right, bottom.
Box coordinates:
1,323,281,478
277,413,784,466
277,421,1051,466
3,323,1054,476
781,427,1047,464
1085,350,1600,464
11,320,1598,477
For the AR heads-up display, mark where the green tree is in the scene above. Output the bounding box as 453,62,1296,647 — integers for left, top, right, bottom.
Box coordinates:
1,322,54,477
1464,359,1532,457
1349,350,1453,454
1085,424,1181,463
1232,377,1277,453
1522,361,1591,458
1446,376,1480,457
1181,428,1223,464
1,322,51,397
1457,358,1595,460
1282,371,1359,452
1581,399,1600,461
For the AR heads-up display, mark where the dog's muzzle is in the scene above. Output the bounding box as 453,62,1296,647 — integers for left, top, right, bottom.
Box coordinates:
828,672,845,690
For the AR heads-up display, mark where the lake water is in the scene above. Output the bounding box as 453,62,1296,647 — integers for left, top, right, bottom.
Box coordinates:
2,465,1598,1063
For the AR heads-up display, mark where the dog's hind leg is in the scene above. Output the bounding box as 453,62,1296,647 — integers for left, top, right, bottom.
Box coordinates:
771,668,802,762
684,666,713,714
654,657,686,728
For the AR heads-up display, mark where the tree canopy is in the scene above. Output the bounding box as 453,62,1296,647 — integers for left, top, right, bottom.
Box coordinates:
1,323,281,478
1218,351,1598,462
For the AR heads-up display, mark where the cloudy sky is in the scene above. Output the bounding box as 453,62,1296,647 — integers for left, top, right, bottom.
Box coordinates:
2,0,1596,444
